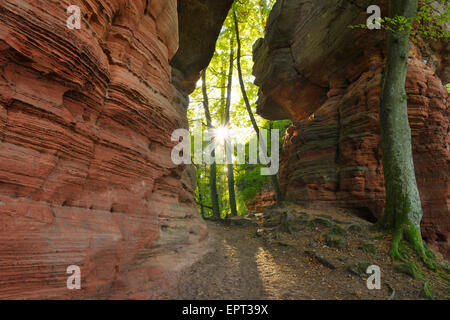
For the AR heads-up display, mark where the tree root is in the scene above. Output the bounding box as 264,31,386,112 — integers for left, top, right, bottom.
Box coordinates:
378,219,437,271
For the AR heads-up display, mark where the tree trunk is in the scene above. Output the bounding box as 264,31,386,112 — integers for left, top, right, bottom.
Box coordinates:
378,0,431,264
224,37,238,217
197,178,206,218
233,10,283,204
202,70,221,219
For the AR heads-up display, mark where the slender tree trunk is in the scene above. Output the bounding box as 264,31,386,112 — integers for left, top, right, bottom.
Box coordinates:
233,10,282,204
377,0,431,265
196,177,206,218
224,37,238,217
225,37,234,126
202,70,221,219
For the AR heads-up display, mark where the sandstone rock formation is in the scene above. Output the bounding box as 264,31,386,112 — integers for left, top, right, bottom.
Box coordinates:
247,187,276,214
0,0,231,299
171,0,235,94
253,0,449,258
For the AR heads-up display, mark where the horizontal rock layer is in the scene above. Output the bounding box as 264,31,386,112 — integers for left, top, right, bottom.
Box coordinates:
247,187,276,214
253,0,449,258
0,0,211,299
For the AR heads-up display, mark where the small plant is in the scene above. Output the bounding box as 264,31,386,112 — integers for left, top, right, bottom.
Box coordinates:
361,243,377,255
325,233,346,249
330,224,347,236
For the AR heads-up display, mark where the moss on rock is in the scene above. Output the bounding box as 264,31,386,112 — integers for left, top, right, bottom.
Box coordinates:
330,224,347,236
325,233,346,249
348,262,372,276
307,218,333,228
394,262,424,281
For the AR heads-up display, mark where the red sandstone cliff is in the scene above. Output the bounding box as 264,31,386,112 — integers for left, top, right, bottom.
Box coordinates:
0,0,232,299
253,0,449,258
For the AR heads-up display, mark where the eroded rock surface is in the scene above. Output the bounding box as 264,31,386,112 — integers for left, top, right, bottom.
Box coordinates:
247,187,276,214
171,0,234,94
0,0,231,299
253,0,449,258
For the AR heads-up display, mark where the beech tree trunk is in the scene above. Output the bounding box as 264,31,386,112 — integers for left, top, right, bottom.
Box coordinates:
233,10,282,204
202,70,221,219
197,178,206,218
377,0,430,263
225,37,238,217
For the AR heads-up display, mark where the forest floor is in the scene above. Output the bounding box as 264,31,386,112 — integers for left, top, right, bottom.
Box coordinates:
171,204,449,300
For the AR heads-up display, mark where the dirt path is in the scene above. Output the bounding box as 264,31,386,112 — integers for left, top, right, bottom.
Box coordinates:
172,221,312,299
170,209,449,300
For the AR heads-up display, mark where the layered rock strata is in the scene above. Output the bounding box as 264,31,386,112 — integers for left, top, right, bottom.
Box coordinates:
253,0,449,257
0,0,233,299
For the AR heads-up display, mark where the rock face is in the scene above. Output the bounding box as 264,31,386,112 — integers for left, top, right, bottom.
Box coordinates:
171,0,235,94
253,0,449,258
0,0,231,299
247,187,276,214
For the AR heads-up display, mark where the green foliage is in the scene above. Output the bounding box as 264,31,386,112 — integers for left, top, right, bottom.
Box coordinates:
349,0,449,42
413,0,450,41
235,164,270,202
380,15,414,32
191,0,280,217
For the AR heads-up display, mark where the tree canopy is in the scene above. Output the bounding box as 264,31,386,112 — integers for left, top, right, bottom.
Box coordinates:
187,0,290,218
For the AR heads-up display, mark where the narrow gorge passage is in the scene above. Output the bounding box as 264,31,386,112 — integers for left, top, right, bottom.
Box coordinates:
0,0,448,301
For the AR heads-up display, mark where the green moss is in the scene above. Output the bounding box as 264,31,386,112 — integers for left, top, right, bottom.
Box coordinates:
404,222,436,270
419,281,433,299
330,224,347,236
378,200,437,271
361,243,377,255
325,233,346,249
307,218,333,228
436,270,450,281
346,223,364,233
398,241,410,259
394,262,424,281
348,262,372,276
423,244,437,261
